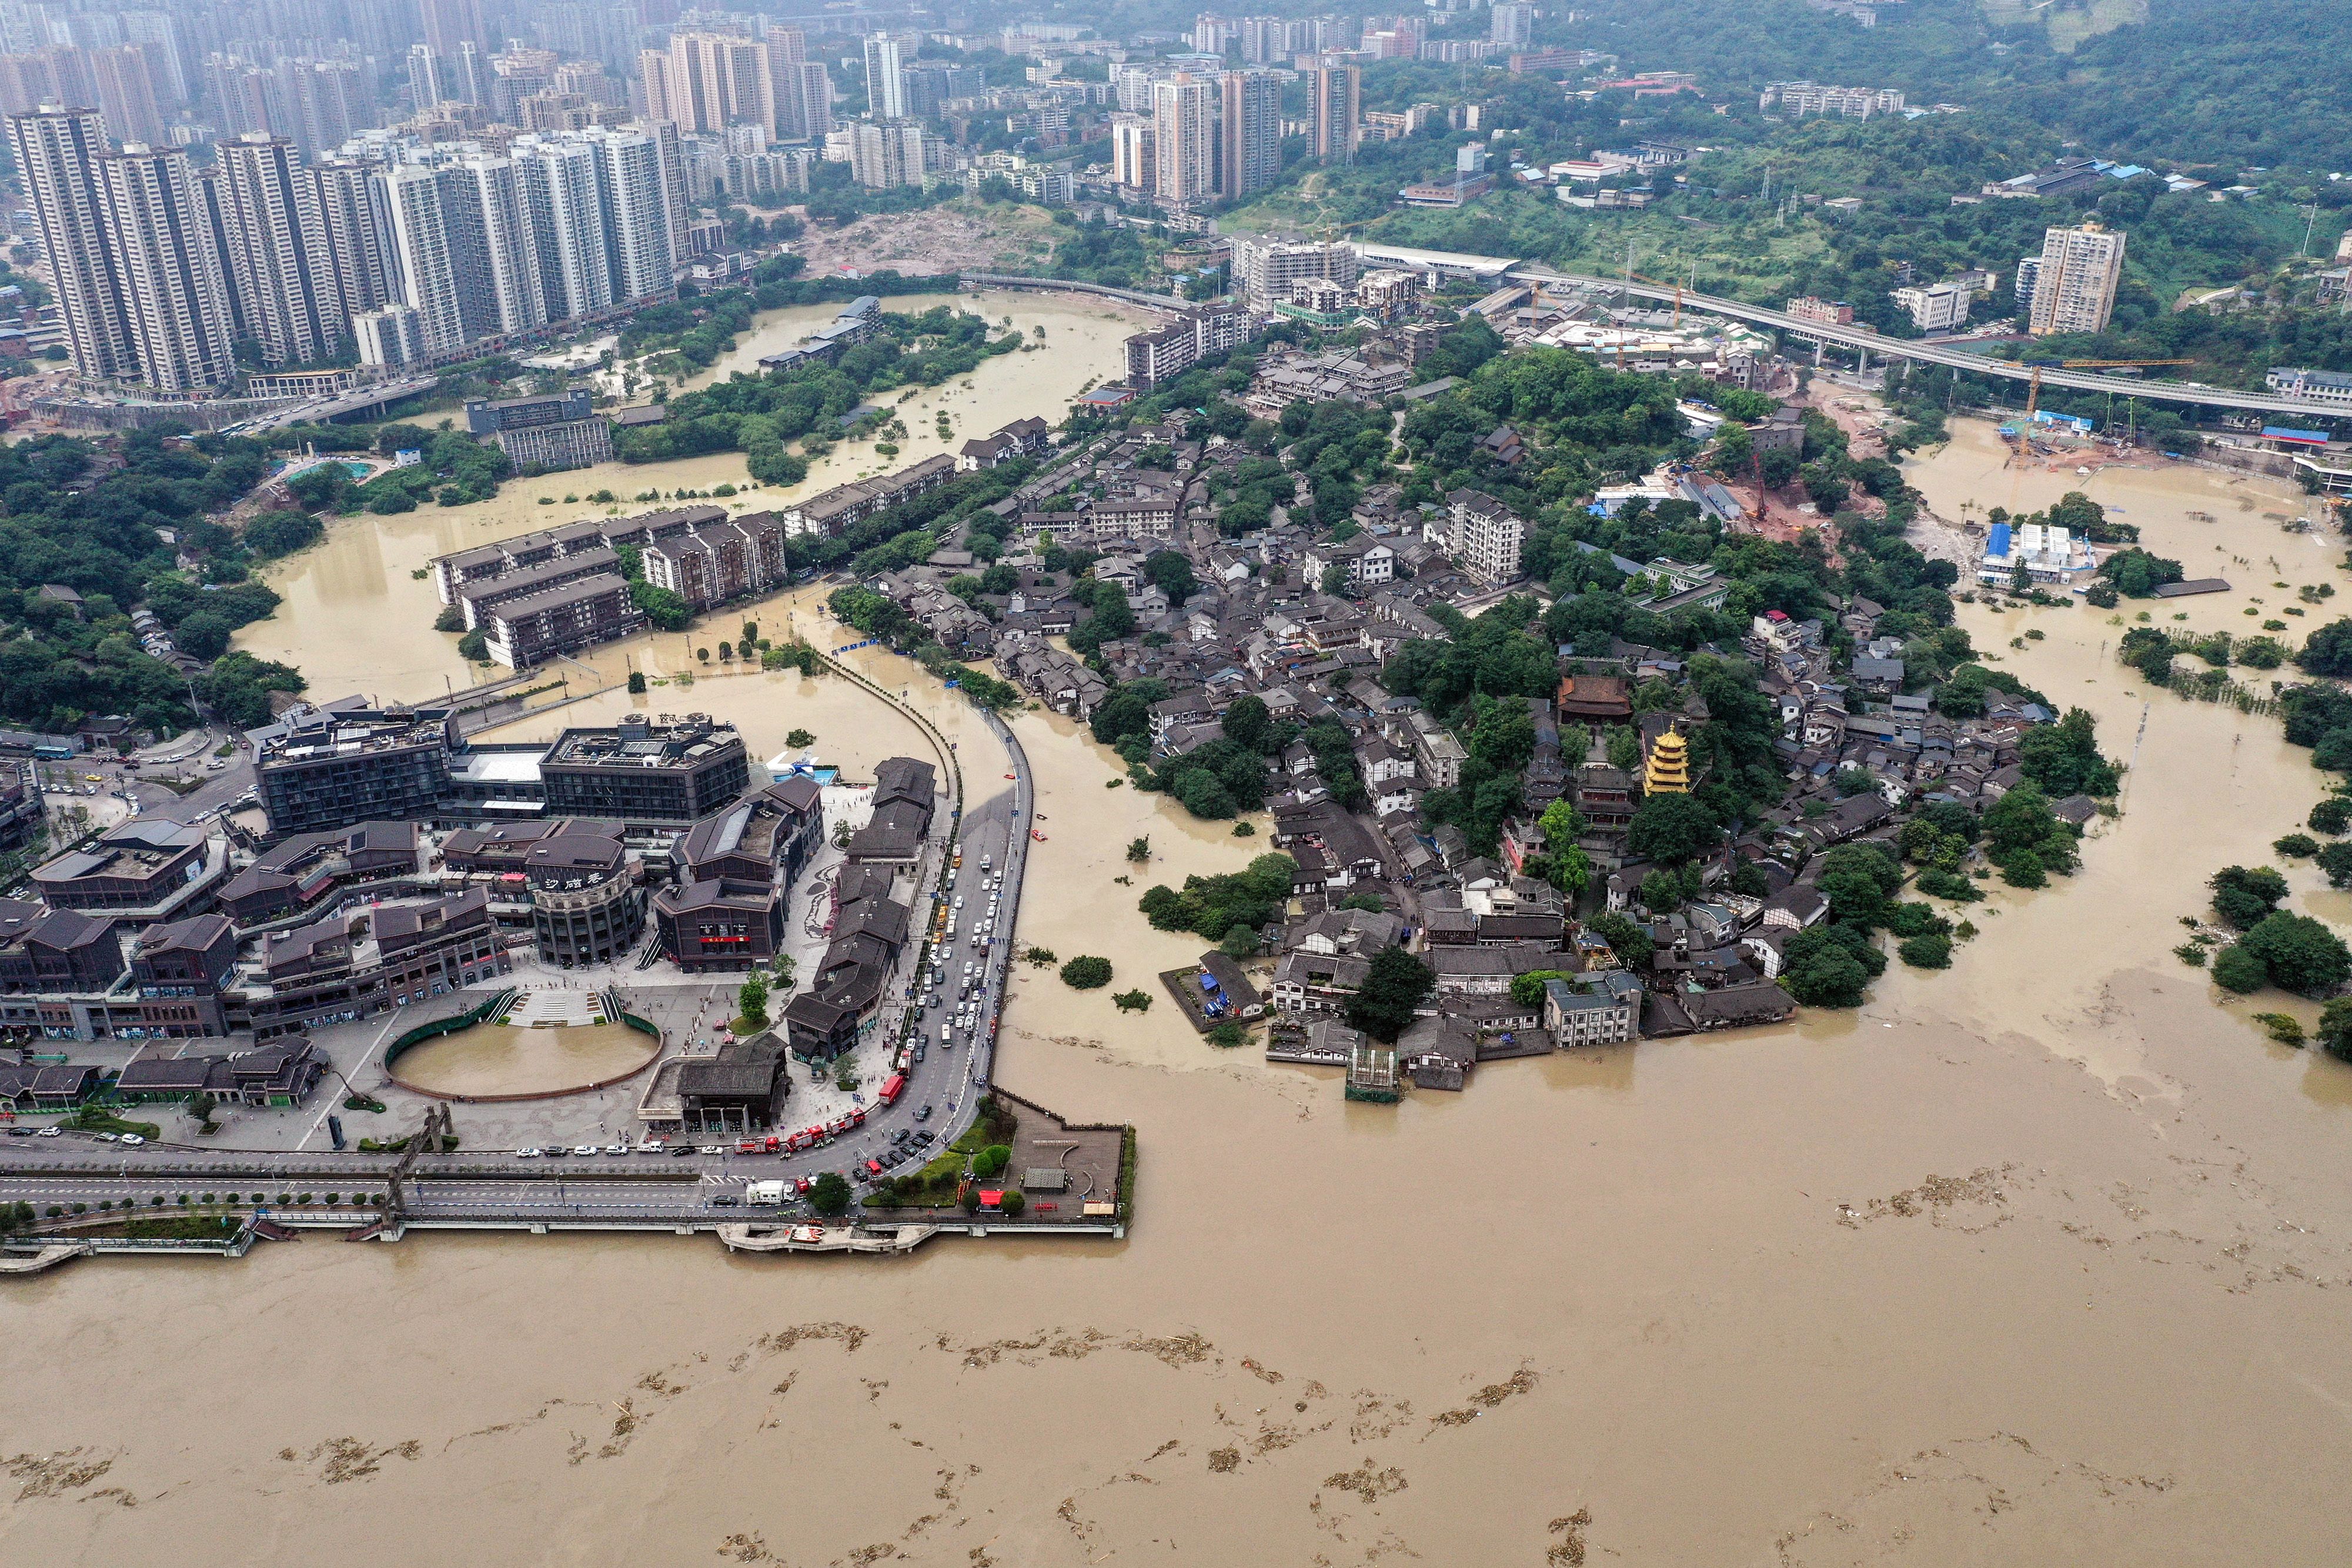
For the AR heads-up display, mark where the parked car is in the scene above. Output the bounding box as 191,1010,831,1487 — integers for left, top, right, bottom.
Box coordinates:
571,1145,599,1156
516,1146,543,1159
711,1195,740,1207
118,1133,145,1145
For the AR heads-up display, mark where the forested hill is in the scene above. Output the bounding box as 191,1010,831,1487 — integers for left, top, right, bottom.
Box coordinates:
1575,0,2352,170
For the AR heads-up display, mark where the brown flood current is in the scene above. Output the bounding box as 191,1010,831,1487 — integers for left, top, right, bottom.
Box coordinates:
8,431,2352,1560
228,290,1147,699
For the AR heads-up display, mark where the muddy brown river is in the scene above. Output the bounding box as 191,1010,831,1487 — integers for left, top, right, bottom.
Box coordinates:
11,420,2351,1562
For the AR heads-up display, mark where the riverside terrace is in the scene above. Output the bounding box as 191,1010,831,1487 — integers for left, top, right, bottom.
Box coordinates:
0,671,1130,1267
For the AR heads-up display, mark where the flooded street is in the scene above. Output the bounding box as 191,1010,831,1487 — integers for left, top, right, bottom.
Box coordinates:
230,289,1145,702
8,430,2352,1563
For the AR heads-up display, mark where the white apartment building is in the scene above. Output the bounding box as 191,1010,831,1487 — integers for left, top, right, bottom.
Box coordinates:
1220,69,1282,198
849,119,926,189
862,33,906,120
355,303,427,367
515,136,614,322
1445,489,1525,584
1231,232,1359,307
1891,280,1970,332
8,106,135,382
2267,367,2352,407
1761,82,1906,119
1110,113,1154,190
1151,73,1213,205
100,143,237,392
2029,222,2126,336
211,135,345,366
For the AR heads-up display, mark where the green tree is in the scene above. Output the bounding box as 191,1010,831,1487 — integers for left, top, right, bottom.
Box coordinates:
1345,945,1436,1043
1510,970,1573,1008
1780,927,1873,1007
1221,693,1272,752
973,1144,1011,1178
627,670,647,694
1220,923,1258,959
173,610,233,661
738,974,770,1029
2210,943,2269,994
2296,618,2352,678
1626,793,1720,865
809,1172,851,1216
1814,842,1904,925
2316,996,2352,1062
1586,912,1653,968
1112,988,1151,1012
2210,865,2290,930
1126,836,1151,863
1060,955,1112,989
1000,1189,1027,1216
2239,912,2352,997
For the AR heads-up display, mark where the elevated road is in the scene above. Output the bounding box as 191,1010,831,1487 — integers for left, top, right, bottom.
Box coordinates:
1506,266,2347,423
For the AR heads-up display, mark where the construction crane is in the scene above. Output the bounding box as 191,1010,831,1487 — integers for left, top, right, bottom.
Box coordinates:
2023,358,2193,418
1622,269,1689,326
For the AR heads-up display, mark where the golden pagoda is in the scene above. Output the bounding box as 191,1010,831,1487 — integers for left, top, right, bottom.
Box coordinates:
1643,723,1692,795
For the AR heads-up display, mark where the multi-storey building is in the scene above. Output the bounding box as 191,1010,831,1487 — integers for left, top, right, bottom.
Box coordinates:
540,714,750,827
211,133,345,366
1231,232,1359,307
29,817,226,925
1784,295,1855,326
1491,2,1537,46
653,775,826,971
8,106,131,382
1110,112,1155,191
2029,221,2126,336
1760,81,1906,119
1892,280,1970,332
464,388,613,472
1152,73,1213,205
2266,367,2352,407
1445,489,1525,584
1312,62,1359,163
520,827,642,966
640,513,788,608
255,707,461,840
514,135,613,320
98,141,236,392
862,32,907,119
1122,301,1261,387
479,573,644,668
849,118,926,189
1219,69,1281,198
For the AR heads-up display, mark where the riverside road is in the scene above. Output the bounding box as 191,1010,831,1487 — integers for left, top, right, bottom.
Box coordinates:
0,686,1038,1230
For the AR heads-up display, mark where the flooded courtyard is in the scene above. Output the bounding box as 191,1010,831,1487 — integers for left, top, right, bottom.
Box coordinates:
388,1021,659,1101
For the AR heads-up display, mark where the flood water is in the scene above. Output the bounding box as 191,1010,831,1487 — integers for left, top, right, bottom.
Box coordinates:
230,289,1147,702
11,430,2352,1562
390,1022,659,1099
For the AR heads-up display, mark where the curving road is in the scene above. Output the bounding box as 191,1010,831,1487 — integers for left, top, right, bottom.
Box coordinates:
1507,265,2350,422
